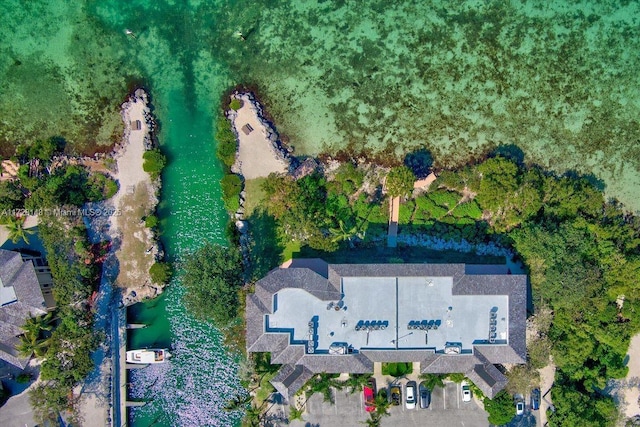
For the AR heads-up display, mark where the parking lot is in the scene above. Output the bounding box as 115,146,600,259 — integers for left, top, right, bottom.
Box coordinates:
290,381,491,427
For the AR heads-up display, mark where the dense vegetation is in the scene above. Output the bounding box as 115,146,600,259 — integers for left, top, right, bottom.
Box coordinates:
248,153,640,426
0,137,117,423
181,242,244,326
214,114,244,215
259,163,387,252
483,390,515,426
149,261,173,285
142,148,167,180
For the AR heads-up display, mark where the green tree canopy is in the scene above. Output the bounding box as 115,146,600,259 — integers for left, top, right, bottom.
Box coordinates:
216,116,237,170
181,242,244,326
483,390,514,426
142,148,167,180
149,262,173,285
385,166,415,197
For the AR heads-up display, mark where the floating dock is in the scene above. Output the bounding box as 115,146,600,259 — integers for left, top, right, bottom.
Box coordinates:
126,323,148,329
125,401,147,407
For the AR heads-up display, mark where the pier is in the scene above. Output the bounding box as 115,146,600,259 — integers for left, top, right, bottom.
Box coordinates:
126,323,147,329
114,307,153,426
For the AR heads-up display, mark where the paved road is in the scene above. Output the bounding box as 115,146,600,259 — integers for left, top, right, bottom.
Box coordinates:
0,388,37,427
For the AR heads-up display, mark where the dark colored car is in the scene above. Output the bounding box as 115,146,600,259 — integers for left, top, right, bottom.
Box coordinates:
530,388,540,410
419,382,431,409
390,385,402,406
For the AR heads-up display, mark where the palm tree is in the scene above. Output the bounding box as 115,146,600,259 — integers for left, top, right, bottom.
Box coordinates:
360,391,391,426
16,330,51,358
308,373,343,404
22,312,55,336
243,403,264,427
2,215,35,244
329,219,365,248
288,405,304,422
16,312,55,359
343,374,372,394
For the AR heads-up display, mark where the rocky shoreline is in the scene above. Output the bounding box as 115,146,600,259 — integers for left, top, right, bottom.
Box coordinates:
84,89,165,306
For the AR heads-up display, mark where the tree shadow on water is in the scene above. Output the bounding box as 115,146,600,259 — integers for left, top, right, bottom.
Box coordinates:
245,209,284,281
492,143,525,166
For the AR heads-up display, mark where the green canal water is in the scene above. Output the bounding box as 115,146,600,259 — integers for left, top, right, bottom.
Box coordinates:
1,0,640,425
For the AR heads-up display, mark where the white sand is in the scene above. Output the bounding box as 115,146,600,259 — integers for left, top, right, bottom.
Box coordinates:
108,90,160,303
110,94,154,230
622,333,640,418
231,94,289,179
538,362,556,426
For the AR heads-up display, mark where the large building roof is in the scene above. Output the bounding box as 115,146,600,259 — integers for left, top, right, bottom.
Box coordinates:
0,250,47,368
246,260,527,400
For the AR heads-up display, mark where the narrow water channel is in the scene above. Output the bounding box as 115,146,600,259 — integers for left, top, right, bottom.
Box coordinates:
124,76,244,427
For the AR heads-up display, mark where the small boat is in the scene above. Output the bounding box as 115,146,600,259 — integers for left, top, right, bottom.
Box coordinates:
126,348,171,364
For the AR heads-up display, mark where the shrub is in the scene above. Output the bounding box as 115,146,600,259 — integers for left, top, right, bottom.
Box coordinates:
381,362,412,377
229,99,243,111
86,173,118,201
221,174,243,213
142,149,167,180
149,262,173,285
451,200,482,219
16,373,32,383
398,200,414,224
332,162,365,194
144,215,159,228
216,117,237,170
414,196,447,220
427,189,460,210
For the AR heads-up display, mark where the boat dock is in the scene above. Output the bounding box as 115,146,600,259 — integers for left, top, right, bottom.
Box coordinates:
126,323,147,329
114,308,152,427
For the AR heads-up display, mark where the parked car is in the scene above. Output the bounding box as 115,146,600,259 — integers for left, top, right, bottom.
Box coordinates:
419,381,431,409
390,385,402,406
515,393,525,415
530,388,540,410
461,381,472,402
405,381,417,409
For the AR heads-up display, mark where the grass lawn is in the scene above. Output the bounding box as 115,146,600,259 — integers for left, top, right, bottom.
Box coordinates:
381,362,413,377
282,240,301,262
243,177,266,216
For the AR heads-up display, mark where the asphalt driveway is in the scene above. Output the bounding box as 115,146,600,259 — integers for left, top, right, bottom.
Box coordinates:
290,381,491,427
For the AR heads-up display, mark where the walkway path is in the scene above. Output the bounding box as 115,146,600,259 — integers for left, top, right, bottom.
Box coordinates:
618,332,640,419
387,196,400,248
538,363,555,427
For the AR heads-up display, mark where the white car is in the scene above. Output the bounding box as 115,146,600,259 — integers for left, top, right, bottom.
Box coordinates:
461,381,472,402
405,381,417,409
515,394,525,415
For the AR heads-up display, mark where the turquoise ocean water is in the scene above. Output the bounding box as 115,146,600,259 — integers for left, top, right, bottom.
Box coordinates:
1,1,640,426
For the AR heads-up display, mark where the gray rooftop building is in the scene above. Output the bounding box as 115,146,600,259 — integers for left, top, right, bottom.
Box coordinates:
0,249,52,369
246,259,527,401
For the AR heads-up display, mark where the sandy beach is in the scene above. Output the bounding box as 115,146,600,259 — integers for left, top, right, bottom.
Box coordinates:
230,93,289,179
110,90,161,304
620,334,640,419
